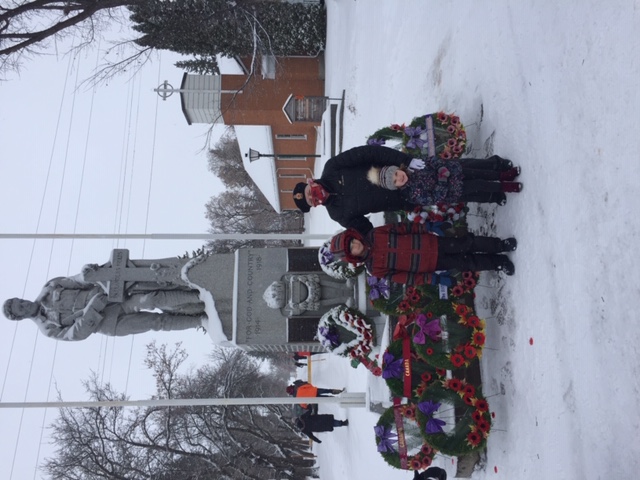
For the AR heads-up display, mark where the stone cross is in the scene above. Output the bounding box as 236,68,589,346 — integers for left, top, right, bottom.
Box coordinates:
82,249,183,302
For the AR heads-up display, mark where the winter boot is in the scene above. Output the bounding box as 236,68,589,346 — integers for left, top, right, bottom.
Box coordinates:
487,155,514,171
499,167,521,181
332,388,345,395
500,181,523,193
500,237,518,252
341,419,349,427
496,256,515,276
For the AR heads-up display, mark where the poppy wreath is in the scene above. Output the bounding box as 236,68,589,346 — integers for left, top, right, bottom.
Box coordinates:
366,112,467,159
415,378,492,456
449,271,480,300
410,303,487,370
318,240,365,280
374,404,437,470
405,202,467,226
371,284,455,317
381,338,444,401
317,305,375,359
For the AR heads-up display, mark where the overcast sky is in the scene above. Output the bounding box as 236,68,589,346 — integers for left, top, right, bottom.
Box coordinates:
0,36,236,478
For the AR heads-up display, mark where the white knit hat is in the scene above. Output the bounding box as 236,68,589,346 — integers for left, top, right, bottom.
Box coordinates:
367,166,399,190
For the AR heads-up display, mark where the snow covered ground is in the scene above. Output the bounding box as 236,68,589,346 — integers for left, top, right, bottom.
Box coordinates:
305,1,640,479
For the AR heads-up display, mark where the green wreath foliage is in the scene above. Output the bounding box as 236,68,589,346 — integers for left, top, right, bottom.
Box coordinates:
410,304,486,370
382,339,443,401
366,112,468,159
371,284,455,317
415,379,492,456
375,405,436,470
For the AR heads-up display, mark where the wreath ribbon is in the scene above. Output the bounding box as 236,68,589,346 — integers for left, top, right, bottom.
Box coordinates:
392,405,409,469
425,114,436,157
392,316,414,398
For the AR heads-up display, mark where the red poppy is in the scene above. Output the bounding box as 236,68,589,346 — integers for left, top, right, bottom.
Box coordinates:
475,399,489,412
450,115,461,126
436,368,446,377
451,285,465,297
421,444,434,456
390,123,406,131
421,372,433,383
463,277,477,288
426,311,433,319
463,384,476,396
406,286,417,297
440,150,452,160
371,367,382,376
410,292,421,303
464,345,477,359
455,304,469,316
398,301,411,312
447,138,457,148
403,406,416,419
466,430,482,447
466,315,481,328
463,394,475,406
410,458,422,470
450,354,465,368
425,348,434,356
473,331,486,346
436,112,449,123
472,410,484,423
421,456,433,468
476,419,490,434
461,270,473,279
446,378,462,391
415,384,426,397
453,145,464,155
447,125,457,134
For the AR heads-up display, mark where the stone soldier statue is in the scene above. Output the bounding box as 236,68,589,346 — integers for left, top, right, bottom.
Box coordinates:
2,250,207,341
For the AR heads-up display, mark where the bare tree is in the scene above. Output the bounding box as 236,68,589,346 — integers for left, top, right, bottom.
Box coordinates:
207,128,253,189
0,0,135,74
44,342,317,480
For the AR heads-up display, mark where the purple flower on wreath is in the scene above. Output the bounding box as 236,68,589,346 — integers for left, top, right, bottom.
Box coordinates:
374,424,397,453
367,137,386,146
381,351,403,379
367,276,390,301
412,314,442,344
418,400,446,434
318,326,340,348
319,246,334,266
404,126,426,150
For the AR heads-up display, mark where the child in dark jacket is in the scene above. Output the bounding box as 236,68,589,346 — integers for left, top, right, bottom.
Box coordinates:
367,156,521,207
329,223,517,285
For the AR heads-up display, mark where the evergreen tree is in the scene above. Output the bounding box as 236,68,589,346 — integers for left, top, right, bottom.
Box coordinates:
129,0,325,57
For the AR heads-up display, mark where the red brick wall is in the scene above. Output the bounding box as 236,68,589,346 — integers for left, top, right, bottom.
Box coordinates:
220,57,325,211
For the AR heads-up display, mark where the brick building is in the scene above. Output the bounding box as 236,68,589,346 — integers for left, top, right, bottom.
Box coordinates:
179,55,327,212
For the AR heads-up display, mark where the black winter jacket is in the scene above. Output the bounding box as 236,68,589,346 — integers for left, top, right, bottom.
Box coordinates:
317,145,415,234
295,412,336,443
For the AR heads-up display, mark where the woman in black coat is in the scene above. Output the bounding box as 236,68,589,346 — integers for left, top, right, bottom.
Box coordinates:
294,411,348,443
292,145,514,235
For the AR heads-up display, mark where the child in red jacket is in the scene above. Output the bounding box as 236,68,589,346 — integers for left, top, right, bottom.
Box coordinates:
329,223,516,285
